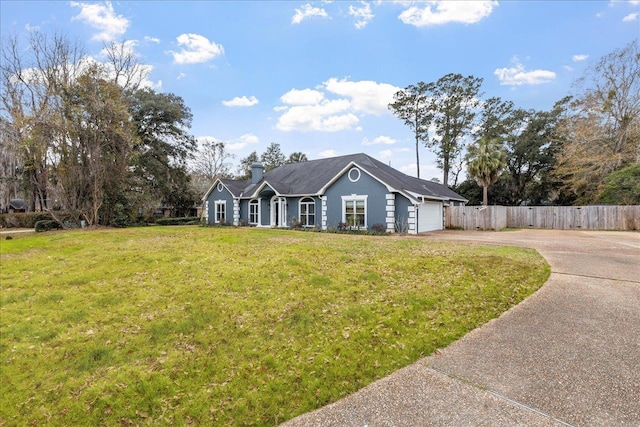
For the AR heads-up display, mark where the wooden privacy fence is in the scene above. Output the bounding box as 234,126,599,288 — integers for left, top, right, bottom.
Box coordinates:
445,205,640,231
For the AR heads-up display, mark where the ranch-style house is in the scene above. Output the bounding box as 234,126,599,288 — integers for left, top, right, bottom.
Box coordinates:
202,153,467,234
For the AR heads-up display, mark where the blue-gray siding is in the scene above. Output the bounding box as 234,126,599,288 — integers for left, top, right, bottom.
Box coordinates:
206,185,235,225
207,169,447,232
394,194,413,229
324,166,389,229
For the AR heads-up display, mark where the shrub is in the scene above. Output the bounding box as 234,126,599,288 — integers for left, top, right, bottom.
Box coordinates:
155,216,200,226
597,164,640,205
35,220,63,232
108,203,133,228
0,212,52,229
371,223,387,233
395,217,409,235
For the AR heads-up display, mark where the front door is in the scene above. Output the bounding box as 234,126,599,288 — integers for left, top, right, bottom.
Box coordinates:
271,196,287,227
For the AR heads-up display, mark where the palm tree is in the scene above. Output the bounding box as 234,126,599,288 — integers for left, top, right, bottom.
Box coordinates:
466,138,507,206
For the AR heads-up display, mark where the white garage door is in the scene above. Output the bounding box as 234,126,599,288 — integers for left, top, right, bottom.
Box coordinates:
417,201,443,232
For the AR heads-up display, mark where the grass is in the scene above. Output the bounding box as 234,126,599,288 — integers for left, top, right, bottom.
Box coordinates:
0,226,550,425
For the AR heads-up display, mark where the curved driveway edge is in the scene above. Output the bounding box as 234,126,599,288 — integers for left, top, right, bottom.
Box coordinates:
283,230,640,426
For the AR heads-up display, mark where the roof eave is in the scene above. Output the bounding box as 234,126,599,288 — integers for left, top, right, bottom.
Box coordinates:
248,180,281,198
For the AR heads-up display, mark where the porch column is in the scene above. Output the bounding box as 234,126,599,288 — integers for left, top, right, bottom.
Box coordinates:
233,199,240,226
385,193,395,233
321,196,328,230
407,205,417,235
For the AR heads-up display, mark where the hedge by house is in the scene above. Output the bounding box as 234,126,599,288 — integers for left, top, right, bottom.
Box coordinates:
155,216,200,226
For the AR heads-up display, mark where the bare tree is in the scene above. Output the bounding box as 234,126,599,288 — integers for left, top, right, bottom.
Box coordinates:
1,31,85,212
102,40,149,91
0,117,23,212
192,138,234,181
191,138,234,196
555,40,640,203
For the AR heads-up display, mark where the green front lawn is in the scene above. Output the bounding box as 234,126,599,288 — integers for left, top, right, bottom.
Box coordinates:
0,227,549,425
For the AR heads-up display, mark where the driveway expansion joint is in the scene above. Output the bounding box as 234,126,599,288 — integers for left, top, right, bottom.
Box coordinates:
428,365,576,427
553,271,640,284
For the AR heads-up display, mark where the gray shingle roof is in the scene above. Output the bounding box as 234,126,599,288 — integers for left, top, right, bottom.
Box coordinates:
9,199,26,210
221,179,249,196
220,153,466,202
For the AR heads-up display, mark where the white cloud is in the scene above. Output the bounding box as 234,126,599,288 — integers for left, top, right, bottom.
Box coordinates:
238,133,259,144
196,136,223,147
292,4,329,24
349,1,374,29
622,12,638,21
227,133,259,149
324,77,401,115
144,36,160,44
379,149,393,158
201,133,259,151
137,66,161,89
362,135,397,145
280,88,325,105
563,65,574,72
321,113,361,131
494,59,556,86
319,149,339,158
177,72,186,80
572,54,589,62
222,95,259,107
399,163,439,179
398,1,497,27
276,99,358,132
96,41,161,89
18,51,160,92
275,78,399,132
399,163,418,175
70,1,129,42
99,39,138,58
169,33,224,64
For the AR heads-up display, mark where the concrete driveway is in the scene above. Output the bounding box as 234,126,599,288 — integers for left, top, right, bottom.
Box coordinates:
283,230,640,426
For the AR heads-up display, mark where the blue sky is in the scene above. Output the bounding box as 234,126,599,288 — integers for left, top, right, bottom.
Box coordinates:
2,1,639,180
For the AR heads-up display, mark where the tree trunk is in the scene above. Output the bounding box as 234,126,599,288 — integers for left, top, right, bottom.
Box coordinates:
483,185,488,206
443,155,449,188
415,134,420,179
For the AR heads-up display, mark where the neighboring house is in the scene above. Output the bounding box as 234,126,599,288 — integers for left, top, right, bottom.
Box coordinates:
7,199,26,214
202,153,467,234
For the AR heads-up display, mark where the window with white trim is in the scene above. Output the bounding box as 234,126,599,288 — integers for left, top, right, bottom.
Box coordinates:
342,195,367,229
249,199,259,225
214,200,226,224
348,167,361,182
299,197,315,227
